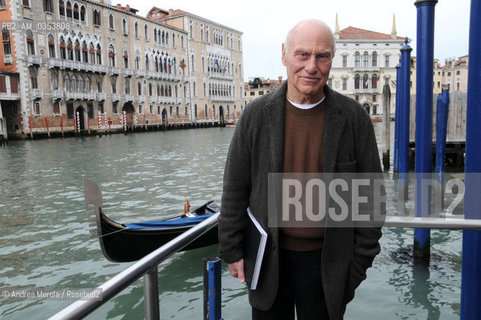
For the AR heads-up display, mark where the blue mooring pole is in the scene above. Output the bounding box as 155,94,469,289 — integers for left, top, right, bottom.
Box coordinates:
413,0,437,261
434,89,449,212
394,62,401,173
203,258,223,320
398,39,412,203
461,0,481,318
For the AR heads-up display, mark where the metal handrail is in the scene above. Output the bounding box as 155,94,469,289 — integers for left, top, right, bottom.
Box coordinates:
48,212,219,320
385,216,481,230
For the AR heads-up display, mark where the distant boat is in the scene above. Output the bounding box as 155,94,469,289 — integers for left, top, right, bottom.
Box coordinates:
225,121,237,127
371,116,383,122
84,178,219,263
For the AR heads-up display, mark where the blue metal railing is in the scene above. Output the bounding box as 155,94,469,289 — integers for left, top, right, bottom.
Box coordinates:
48,213,219,320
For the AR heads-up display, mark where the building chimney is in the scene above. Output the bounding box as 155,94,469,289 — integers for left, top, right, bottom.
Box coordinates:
126,5,130,11
99,0,104,3
169,9,174,16
278,76,283,84
116,4,121,9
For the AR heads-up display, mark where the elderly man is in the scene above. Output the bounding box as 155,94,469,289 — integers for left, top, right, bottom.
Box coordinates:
218,19,383,320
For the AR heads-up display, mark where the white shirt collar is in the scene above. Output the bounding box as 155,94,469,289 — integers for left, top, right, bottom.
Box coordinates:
287,96,326,109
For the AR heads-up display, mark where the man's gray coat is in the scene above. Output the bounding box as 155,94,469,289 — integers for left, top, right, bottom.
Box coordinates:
218,82,383,320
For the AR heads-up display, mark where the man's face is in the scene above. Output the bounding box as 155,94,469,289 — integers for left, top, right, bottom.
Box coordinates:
282,22,333,104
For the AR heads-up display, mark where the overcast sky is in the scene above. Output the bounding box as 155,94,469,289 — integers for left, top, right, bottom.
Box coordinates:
115,0,471,81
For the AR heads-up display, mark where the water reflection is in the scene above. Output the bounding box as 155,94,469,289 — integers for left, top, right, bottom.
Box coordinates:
0,126,463,319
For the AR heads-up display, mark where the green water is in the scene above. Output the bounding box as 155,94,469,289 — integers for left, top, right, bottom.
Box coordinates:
0,126,461,319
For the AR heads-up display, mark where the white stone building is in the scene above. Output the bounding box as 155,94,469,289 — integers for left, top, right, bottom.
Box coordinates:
329,15,406,116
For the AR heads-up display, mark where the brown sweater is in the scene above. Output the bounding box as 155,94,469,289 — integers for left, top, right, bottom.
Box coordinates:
280,99,325,251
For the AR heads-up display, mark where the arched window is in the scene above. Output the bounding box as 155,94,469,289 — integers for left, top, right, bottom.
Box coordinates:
71,75,77,91
78,75,84,92
108,44,115,67
148,83,152,95
137,82,142,95
96,76,102,92
124,77,130,94
166,33,169,46
134,22,139,38
363,52,369,67
109,14,114,30
96,44,101,64
144,25,148,40
74,40,80,61
80,5,86,21
363,74,369,89
64,74,70,91
48,34,55,58
59,36,66,59
372,52,378,67
85,76,91,91
123,50,128,68
67,39,73,60
26,29,35,55
93,9,101,26
122,18,128,35
89,43,95,63
66,1,72,19
354,74,360,89
82,41,88,62
43,0,53,13
354,52,360,67
135,56,140,70
145,54,149,71
59,0,65,16
73,3,79,20
372,74,378,89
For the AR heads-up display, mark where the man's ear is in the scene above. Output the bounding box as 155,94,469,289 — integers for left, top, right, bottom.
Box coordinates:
281,43,287,66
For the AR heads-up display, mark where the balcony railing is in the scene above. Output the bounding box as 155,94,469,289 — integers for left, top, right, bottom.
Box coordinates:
65,91,82,100
27,55,42,66
51,90,64,100
138,95,146,103
210,95,236,102
3,54,13,65
149,96,157,104
112,93,121,102
353,66,381,72
32,89,43,100
86,92,96,100
97,92,107,101
47,58,63,69
124,69,134,77
353,88,381,94
208,72,234,81
135,70,146,78
109,67,121,75
125,94,134,102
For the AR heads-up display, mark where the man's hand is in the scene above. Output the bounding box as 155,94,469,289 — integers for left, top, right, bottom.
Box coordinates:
228,258,245,284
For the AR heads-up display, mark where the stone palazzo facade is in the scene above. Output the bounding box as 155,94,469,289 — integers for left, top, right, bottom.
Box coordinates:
0,0,244,139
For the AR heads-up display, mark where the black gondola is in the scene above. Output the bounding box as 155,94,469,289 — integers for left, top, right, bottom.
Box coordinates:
84,178,219,262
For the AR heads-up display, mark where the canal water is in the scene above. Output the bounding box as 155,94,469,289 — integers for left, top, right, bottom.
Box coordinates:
0,125,461,319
